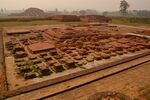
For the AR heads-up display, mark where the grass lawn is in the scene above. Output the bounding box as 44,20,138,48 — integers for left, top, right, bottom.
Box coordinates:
111,17,150,27
0,16,150,27
0,20,81,27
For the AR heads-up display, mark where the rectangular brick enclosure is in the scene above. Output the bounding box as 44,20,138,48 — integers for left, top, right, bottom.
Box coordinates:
1,24,150,99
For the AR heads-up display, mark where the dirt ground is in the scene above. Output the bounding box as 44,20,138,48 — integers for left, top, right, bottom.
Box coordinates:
45,61,150,100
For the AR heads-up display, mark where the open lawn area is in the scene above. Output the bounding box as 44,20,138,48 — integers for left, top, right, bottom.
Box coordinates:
111,17,150,27
0,16,149,27
0,20,81,27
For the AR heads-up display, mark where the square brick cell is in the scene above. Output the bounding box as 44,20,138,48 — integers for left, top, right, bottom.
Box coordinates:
27,42,55,54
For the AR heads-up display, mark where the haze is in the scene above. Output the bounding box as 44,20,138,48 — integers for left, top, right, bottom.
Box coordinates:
1,0,150,11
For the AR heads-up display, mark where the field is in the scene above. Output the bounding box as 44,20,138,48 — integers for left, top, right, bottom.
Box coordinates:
0,16,150,27
0,20,81,27
111,17,150,27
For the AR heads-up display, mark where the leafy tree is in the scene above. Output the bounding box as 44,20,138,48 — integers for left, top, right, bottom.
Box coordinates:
55,8,58,13
120,0,130,15
1,8,4,13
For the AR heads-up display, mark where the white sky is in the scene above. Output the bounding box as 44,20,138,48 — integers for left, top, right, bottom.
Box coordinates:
0,0,150,11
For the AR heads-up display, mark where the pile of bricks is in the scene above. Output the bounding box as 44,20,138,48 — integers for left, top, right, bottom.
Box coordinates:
52,15,80,22
80,15,111,23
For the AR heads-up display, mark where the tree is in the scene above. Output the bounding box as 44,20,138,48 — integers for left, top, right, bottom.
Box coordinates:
120,0,130,15
55,8,58,13
1,8,4,13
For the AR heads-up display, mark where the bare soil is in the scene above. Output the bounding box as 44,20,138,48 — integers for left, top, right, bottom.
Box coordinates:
46,61,150,100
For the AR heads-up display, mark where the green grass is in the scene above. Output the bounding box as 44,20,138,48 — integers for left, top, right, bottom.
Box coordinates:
0,15,150,27
0,16,28,18
0,20,81,27
111,17,150,27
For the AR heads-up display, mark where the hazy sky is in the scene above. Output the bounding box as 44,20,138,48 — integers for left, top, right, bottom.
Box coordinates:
0,0,150,11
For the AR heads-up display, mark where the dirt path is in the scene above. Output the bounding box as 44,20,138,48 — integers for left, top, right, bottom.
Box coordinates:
45,61,150,100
